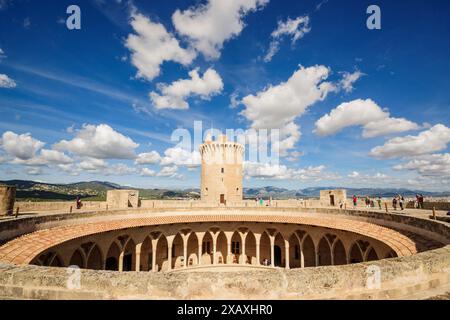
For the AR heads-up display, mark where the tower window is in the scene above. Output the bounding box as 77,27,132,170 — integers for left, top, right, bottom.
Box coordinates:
221,168,224,173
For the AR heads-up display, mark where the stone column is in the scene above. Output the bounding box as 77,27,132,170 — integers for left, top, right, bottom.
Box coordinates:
118,252,124,272
270,235,275,267
151,239,158,272
300,244,305,268
224,231,234,264
284,240,290,270
239,232,247,265
135,243,142,272
182,236,189,268
166,235,175,271
196,232,205,266
254,233,261,266
0,185,16,216
167,243,173,271
212,235,218,265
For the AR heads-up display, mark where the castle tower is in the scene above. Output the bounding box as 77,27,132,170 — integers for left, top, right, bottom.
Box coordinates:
199,134,245,205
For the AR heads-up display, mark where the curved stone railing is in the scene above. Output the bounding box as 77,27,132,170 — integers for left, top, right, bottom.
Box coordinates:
0,245,449,300
0,213,421,265
0,207,449,300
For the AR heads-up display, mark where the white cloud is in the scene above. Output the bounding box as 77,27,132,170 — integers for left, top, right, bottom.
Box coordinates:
314,99,420,138
348,171,388,180
229,91,240,109
241,65,336,155
161,147,201,168
12,149,73,166
362,117,420,138
26,167,43,176
140,167,156,177
135,151,161,165
264,15,311,62
78,158,107,171
244,161,339,181
54,124,139,159
394,153,450,178
370,124,450,159
339,70,364,93
172,0,268,59
157,165,181,178
103,163,137,176
348,171,360,178
150,68,223,109
0,74,17,88
0,131,45,160
125,12,196,81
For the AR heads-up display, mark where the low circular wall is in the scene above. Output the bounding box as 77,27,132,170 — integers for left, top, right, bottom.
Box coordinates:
0,207,448,300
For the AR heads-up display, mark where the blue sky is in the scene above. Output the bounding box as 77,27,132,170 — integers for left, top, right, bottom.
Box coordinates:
0,0,449,191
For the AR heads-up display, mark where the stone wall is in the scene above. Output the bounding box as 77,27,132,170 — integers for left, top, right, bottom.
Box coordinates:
0,245,448,299
0,206,449,299
407,201,450,211
320,190,347,207
106,190,139,209
14,201,107,213
0,185,16,216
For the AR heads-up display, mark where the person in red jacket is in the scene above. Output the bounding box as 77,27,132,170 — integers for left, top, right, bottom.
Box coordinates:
352,195,357,207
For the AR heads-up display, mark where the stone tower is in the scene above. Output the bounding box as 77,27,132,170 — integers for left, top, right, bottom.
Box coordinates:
199,134,245,205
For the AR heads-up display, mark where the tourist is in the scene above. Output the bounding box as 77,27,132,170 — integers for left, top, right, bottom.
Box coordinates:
392,197,397,210
365,196,371,208
377,197,382,210
415,194,419,208
399,195,405,211
76,196,82,210
260,198,264,206
419,194,424,209
353,195,357,207
339,200,344,209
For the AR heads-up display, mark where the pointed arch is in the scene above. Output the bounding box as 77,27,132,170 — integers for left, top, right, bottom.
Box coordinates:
260,231,271,266
366,247,379,262
302,234,315,267
349,242,364,264
317,237,332,266
215,231,227,264
333,239,347,265
122,238,136,272
69,249,85,268
105,241,120,271
140,236,153,271
274,232,285,267
230,231,241,264
172,233,184,269
245,231,257,265
86,245,103,270
201,231,214,265
186,233,198,267
288,233,302,268
156,235,168,271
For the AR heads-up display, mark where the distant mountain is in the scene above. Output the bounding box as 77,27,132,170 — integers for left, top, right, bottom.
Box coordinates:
1,180,449,201
0,180,200,201
244,186,450,199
